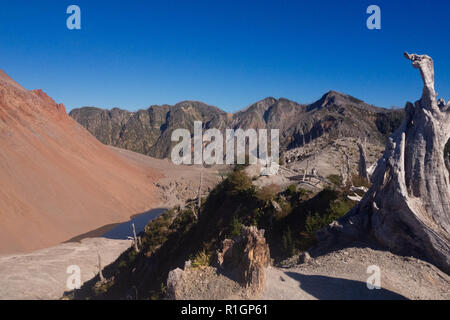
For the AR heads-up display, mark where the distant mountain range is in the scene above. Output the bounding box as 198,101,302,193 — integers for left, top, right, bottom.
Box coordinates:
70,91,404,159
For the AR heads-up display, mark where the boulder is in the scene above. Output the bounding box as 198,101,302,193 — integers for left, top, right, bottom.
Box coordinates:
166,268,186,299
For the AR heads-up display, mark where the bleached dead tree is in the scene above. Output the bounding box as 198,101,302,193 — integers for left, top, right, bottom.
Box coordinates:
340,164,347,187
318,53,450,273
303,159,309,181
357,140,369,180
191,203,198,220
132,223,140,253
340,151,352,187
97,253,105,283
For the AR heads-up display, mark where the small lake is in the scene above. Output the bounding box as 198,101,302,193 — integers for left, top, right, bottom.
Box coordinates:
102,208,167,240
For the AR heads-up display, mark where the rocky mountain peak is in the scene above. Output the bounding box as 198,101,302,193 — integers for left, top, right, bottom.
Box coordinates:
237,97,277,114
312,90,360,109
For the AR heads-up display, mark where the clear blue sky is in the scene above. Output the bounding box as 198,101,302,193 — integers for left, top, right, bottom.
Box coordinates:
0,0,449,112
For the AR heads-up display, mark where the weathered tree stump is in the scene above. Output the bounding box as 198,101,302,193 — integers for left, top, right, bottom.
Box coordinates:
318,53,450,273
216,226,271,295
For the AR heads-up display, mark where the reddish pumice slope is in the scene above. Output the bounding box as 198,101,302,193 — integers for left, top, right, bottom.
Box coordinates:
0,70,162,254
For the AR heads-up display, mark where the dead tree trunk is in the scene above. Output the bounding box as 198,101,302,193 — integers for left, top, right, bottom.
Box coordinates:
357,141,369,180
318,53,450,273
132,223,140,253
97,253,105,283
340,164,347,187
303,159,309,182
340,151,351,187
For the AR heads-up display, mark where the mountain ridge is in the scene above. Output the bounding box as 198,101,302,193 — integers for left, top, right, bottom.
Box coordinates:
70,91,404,159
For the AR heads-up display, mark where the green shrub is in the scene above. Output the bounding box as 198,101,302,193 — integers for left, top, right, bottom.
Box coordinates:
191,249,212,268
171,208,195,231
327,174,342,186
229,216,243,238
304,212,326,236
286,184,297,195
299,212,324,249
143,210,173,253
93,279,114,296
226,170,253,195
299,198,354,250
328,199,353,219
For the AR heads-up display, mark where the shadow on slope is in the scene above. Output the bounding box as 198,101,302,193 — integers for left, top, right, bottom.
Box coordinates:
284,272,407,300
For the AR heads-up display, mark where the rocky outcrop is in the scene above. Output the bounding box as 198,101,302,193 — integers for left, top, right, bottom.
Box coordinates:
166,266,247,300
166,267,186,300
216,226,271,295
318,53,450,273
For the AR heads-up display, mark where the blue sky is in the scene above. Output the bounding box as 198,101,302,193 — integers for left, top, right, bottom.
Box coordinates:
0,0,449,112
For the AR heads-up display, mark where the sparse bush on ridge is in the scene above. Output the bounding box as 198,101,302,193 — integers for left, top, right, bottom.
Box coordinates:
191,249,212,268
327,174,342,187
299,198,354,249
225,169,254,196
285,184,297,195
